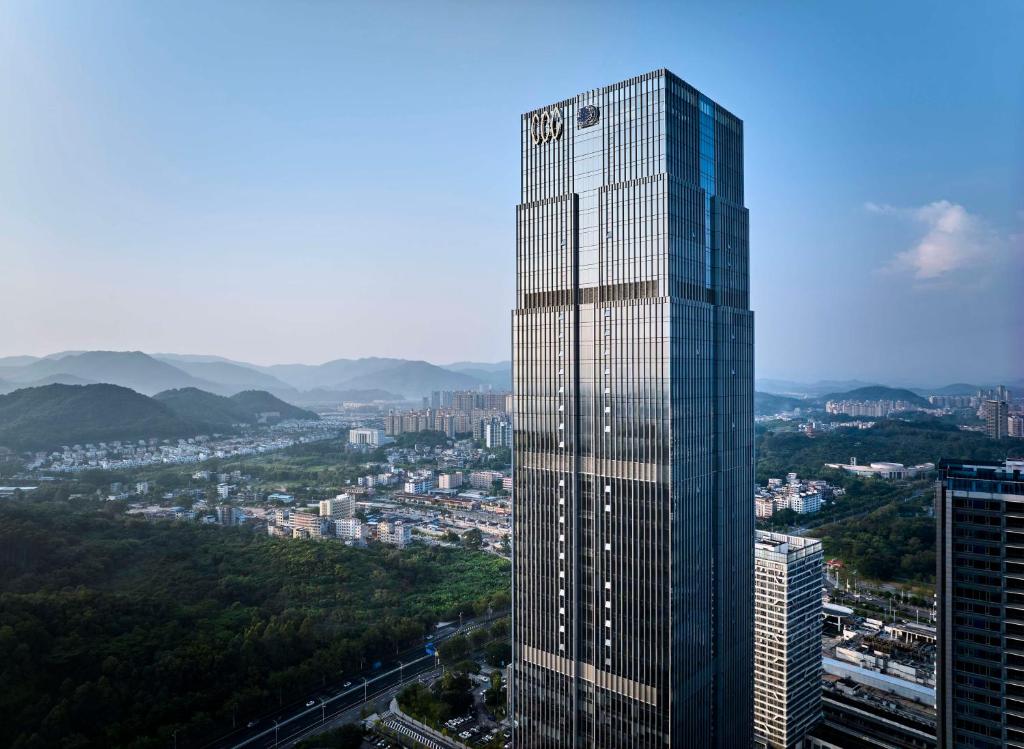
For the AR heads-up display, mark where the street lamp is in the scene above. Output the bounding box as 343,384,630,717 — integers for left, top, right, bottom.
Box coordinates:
272,719,279,748
362,676,369,704
320,697,327,725
398,660,404,684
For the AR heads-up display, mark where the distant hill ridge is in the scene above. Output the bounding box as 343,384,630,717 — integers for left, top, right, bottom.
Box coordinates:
0,383,319,452
0,350,512,400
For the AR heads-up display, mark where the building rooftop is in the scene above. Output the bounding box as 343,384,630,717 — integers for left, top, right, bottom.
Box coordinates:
754,530,823,560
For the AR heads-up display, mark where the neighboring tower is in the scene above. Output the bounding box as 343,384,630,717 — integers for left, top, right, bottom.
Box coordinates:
753,531,823,748
936,459,1024,748
981,398,1009,439
512,69,754,748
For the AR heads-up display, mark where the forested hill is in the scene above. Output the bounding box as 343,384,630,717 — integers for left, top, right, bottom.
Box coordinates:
819,385,929,407
0,384,198,451
0,496,510,749
154,388,319,427
756,418,1017,478
228,389,319,421
755,391,808,415
0,384,320,453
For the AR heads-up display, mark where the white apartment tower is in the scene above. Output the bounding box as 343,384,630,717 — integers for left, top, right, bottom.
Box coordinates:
754,531,823,749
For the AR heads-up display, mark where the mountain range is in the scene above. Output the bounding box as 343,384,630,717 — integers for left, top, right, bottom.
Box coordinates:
0,351,513,401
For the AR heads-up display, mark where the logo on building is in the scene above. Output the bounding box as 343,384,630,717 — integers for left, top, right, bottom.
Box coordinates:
577,104,600,128
530,108,563,145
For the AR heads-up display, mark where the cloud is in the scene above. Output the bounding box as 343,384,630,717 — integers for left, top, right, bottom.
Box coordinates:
867,200,1007,281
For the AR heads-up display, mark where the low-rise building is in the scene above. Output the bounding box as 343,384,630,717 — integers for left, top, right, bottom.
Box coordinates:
825,459,935,480
335,517,368,543
468,470,504,490
290,510,326,538
404,478,434,495
378,520,412,548
349,427,388,446
438,472,464,490
320,493,355,519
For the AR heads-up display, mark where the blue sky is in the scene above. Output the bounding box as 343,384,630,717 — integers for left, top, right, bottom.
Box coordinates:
0,1,1020,385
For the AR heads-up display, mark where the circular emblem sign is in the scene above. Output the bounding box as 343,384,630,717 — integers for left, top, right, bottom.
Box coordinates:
530,108,563,145
577,104,600,128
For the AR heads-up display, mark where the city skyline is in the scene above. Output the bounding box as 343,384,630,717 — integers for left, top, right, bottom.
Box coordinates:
1,2,1021,383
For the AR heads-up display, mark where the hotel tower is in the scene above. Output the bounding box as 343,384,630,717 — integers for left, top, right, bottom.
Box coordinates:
512,69,754,747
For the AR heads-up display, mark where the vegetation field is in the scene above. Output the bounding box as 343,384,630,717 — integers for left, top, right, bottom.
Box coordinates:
0,496,510,749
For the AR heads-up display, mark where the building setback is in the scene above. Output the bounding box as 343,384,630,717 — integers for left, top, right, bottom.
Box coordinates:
512,69,754,748
936,459,1024,748
754,531,823,748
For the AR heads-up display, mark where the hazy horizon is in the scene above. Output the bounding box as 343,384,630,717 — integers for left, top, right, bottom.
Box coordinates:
1,347,1019,391
1,1,1021,383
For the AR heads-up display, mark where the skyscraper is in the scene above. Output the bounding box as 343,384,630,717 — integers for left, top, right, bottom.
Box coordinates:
512,69,754,748
936,458,1024,748
981,398,1009,439
753,531,823,749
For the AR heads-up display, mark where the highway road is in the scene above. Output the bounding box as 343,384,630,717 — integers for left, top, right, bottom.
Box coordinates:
194,614,501,749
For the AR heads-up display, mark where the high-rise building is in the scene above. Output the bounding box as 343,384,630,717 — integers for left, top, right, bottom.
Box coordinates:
485,418,513,448
512,69,754,748
981,398,1009,439
936,459,1024,748
754,531,823,748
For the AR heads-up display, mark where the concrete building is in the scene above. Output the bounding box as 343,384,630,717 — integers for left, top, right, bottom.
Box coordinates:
438,472,464,490
403,478,433,495
754,531,824,749
378,520,412,548
335,517,367,543
468,470,503,490
936,459,1024,748
215,505,236,526
981,398,1009,439
290,510,324,539
484,418,513,448
826,459,935,480
319,493,355,519
788,490,822,514
348,427,387,446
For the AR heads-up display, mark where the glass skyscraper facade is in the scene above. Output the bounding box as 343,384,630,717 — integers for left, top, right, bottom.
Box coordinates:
512,69,754,748
936,459,1024,748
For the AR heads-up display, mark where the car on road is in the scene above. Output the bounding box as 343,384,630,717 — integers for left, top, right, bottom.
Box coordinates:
246,720,258,728
305,699,315,707
343,681,352,688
